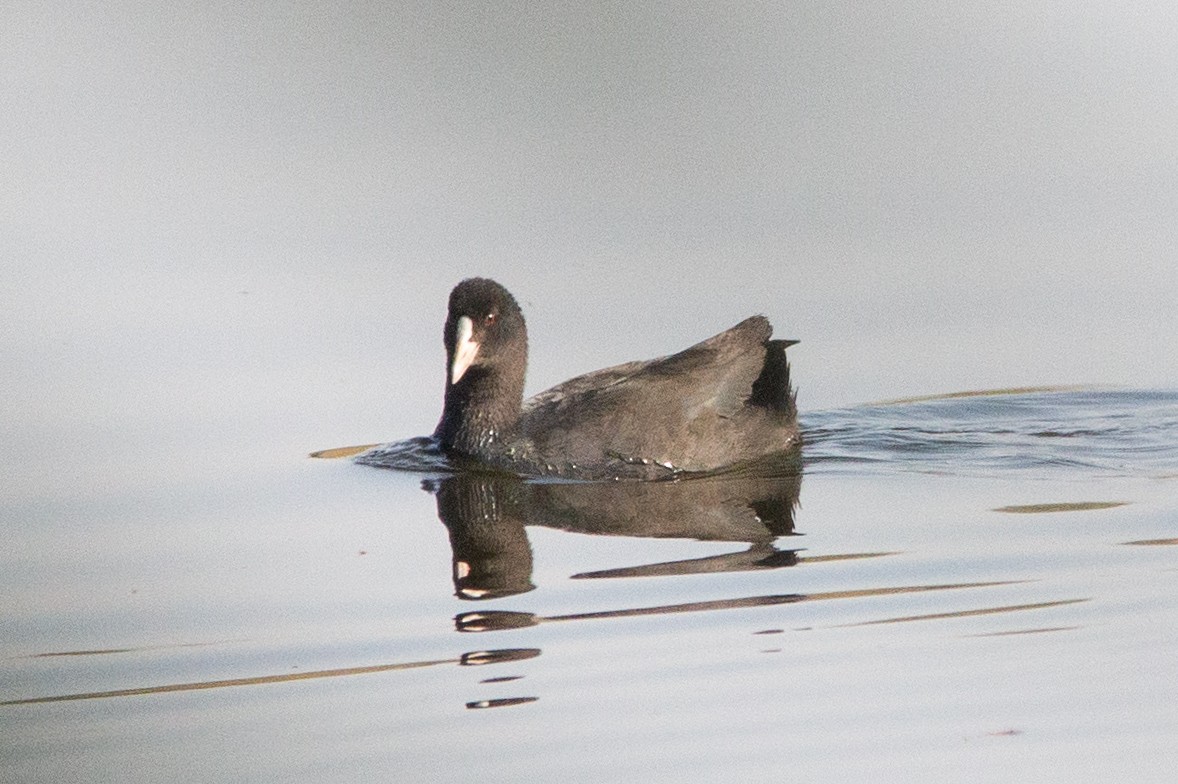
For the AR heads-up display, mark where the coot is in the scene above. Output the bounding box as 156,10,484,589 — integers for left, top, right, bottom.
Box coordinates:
433,278,800,480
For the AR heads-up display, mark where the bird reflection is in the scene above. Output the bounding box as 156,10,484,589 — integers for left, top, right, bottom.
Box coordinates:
428,461,803,601
431,475,536,600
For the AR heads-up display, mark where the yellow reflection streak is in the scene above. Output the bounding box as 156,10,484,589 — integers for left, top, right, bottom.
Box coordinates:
992,502,1128,513
2,658,454,706
966,626,1082,637
872,386,1090,405
542,581,1025,623
309,444,379,459
834,598,1089,627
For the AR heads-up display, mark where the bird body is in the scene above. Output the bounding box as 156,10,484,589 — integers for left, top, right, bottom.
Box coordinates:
434,278,799,480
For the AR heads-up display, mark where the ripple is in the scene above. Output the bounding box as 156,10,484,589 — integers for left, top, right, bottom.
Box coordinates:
351,436,455,473
318,389,1178,481
802,388,1178,479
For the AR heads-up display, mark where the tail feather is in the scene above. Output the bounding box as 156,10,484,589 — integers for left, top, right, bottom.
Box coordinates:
748,339,797,418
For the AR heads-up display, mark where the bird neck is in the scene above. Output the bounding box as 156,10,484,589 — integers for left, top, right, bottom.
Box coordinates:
436,366,525,455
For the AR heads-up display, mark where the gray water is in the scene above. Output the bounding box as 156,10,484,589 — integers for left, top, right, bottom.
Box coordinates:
5,389,1178,782
5,4,1178,782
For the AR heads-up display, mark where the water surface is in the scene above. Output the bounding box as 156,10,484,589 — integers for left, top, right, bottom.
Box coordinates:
7,4,1178,780
5,389,1177,782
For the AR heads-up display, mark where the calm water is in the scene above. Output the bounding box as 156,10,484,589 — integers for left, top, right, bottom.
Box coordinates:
8,5,1178,780
5,389,1177,782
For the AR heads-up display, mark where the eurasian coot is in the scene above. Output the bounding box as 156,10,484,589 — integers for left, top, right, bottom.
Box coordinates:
433,277,799,480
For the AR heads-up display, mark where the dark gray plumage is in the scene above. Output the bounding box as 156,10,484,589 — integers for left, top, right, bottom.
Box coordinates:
433,278,800,480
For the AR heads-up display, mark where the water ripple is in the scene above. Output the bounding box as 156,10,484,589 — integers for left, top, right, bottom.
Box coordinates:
324,389,1178,481
802,388,1178,478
